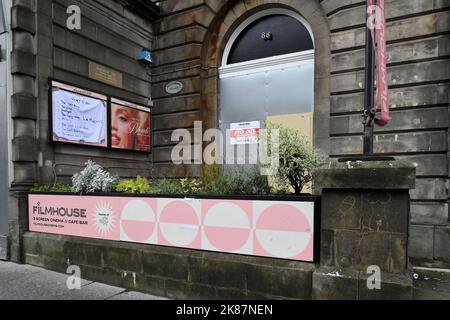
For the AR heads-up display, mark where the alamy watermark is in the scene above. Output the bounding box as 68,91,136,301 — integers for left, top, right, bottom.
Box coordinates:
66,5,81,30
171,122,280,176
66,265,81,290
367,265,382,290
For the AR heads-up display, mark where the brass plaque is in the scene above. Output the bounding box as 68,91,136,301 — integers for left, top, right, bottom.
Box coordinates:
89,61,123,88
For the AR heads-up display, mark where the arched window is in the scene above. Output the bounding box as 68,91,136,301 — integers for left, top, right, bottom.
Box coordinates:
227,14,314,65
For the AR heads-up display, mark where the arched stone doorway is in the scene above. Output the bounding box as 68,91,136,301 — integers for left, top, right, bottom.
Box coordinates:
219,8,315,162
201,1,331,159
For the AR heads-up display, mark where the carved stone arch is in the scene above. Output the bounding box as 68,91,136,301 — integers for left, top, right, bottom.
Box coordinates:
201,0,331,155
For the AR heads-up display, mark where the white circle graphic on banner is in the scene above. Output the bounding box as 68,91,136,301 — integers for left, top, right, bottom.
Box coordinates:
204,202,250,252
255,204,311,258
121,200,155,242
159,200,199,247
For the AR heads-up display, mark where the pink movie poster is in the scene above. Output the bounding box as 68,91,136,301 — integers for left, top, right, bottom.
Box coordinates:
29,195,315,262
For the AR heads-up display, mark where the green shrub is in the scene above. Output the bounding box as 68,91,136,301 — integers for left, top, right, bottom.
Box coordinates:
31,184,72,193
114,176,151,194
148,178,202,195
202,167,271,196
114,176,203,195
31,184,50,192
241,168,272,195
51,184,73,193
179,178,203,194
149,179,184,195
202,172,241,195
266,123,326,195
202,164,222,188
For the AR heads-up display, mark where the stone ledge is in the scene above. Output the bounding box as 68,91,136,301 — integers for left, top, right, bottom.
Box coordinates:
312,266,359,300
314,160,416,190
313,266,413,300
23,232,317,300
115,0,160,21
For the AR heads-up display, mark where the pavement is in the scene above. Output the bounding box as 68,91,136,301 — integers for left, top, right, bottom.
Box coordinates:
0,261,167,300
413,267,450,300
2,261,449,300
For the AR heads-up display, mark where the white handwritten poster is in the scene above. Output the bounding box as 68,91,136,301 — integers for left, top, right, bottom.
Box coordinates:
52,88,107,147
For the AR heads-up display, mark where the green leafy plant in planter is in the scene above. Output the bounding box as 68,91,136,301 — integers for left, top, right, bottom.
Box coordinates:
31,184,72,193
51,184,73,193
147,178,202,195
114,176,151,194
113,177,202,195
202,164,222,189
149,179,184,195
31,184,51,192
202,167,272,196
265,123,326,195
179,178,203,195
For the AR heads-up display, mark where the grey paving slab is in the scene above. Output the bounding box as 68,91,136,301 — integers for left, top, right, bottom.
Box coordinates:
0,262,166,300
108,291,166,300
413,268,450,300
0,266,93,300
56,282,126,300
0,261,43,282
414,287,450,300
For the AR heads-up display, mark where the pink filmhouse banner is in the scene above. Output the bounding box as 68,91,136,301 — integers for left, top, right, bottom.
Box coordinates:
28,194,317,262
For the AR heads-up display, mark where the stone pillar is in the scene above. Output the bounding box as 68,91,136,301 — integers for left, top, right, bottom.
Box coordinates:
9,0,38,263
312,160,416,300
0,0,11,260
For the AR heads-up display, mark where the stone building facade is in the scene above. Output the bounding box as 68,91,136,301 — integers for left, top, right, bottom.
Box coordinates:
0,0,449,277
150,0,450,269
